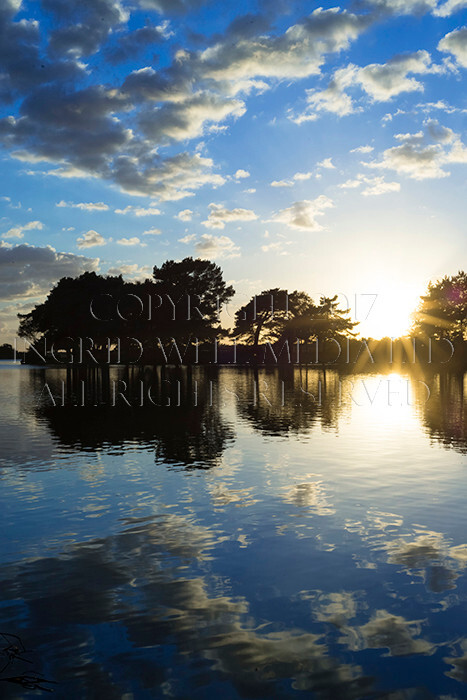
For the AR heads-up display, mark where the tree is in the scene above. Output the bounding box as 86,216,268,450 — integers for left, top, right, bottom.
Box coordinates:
231,289,312,350
0,343,14,359
305,295,357,343
231,290,357,362
18,272,126,346
151,257,235,342
412,271,467,341
283,295,357,362
17,259,235,362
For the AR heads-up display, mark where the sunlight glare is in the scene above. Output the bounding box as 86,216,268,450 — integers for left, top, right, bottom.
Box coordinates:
355,284,420,340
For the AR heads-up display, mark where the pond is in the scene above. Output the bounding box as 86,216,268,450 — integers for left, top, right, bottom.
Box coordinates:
0,363,466,698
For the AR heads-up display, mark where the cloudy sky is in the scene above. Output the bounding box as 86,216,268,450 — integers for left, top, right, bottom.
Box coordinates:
1,0,467,341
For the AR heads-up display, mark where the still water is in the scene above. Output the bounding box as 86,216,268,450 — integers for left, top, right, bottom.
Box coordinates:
0,363,466,699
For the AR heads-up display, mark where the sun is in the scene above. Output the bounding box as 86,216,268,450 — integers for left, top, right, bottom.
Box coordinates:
355,285,421,340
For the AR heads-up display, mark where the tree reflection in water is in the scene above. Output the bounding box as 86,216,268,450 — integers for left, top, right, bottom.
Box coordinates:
420,372,467,454
34,366,235,470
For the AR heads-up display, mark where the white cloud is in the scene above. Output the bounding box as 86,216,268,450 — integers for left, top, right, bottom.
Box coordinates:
176,209,193,221
339,178,363,189
113,152,227,201
1,220,43,239
271,172,314,188
271,180,293,188
198,8,371,90
179,233,196,244
414,100,467,115
270,196,333,231
196,234,240,258
362,176,401,195
234,169,250,179
290,112,319,125
434,0,467,16
355,50,438,100
317,158,336,169
143,227,162,235
202,202,257,229
244,188,256,193
295,66,356,120
366,120,467,179
77,229,106,248
115,205,161,216
361,180,399,196
339,173,400,195
361,0,437,14
180,233,240,258
139,93,246,143
350,145,374,154
296,51,440,121
438,28,467,68
117,236,142,246
56,201,109,211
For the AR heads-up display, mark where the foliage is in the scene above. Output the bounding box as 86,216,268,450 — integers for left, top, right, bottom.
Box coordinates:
231,289,320,347
18,271,126,345
285,294,357,344
0,344,14,359
17,259,235,354
231,289,357,351
412,270,467,340
150,257,234,341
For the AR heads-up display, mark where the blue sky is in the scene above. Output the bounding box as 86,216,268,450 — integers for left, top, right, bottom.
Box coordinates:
1,0,467,340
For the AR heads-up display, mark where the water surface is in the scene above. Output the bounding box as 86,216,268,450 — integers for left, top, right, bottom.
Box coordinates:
1,363,466,699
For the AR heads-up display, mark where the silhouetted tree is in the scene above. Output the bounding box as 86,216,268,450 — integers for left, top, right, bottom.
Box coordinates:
0,343,14,359
149,257,235,343
283,295,356,346
231,289,314,352
232,290,357,364
17,259,235,362
412,270,467,341
18,271,126,348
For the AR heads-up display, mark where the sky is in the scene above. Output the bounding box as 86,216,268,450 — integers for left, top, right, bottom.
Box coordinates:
0,0,467,342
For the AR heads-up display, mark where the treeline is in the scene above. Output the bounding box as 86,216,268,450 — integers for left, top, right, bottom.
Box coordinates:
14,259,467,368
